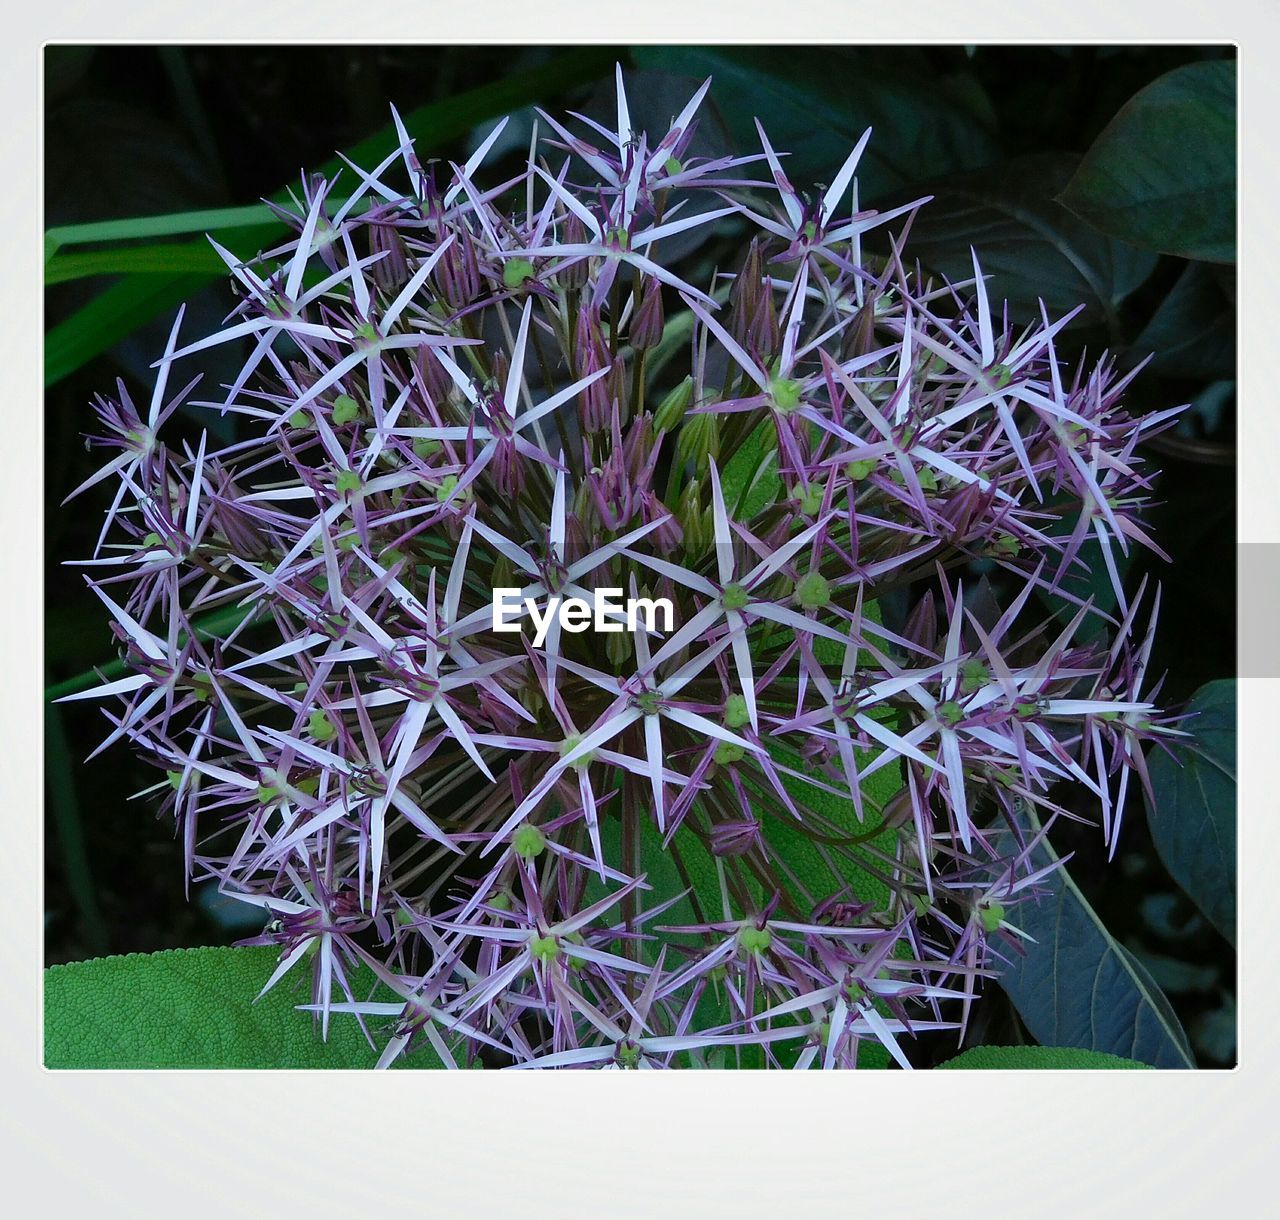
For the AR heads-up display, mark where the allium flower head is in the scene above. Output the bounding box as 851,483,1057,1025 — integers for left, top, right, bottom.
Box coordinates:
65,69,1185,1068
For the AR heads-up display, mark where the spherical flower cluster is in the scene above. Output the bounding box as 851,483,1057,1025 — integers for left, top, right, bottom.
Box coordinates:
66,70,1183,1069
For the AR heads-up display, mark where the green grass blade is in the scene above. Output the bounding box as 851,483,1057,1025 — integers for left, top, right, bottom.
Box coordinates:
45,241,228,285
45,273,210,388
44,204,277,259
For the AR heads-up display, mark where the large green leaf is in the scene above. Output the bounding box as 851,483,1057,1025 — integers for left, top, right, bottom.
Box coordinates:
1057,59,1237,262
635,46,999,202
44,48,619,387
904,153,1158,331
938,1045,1151,1070
1144,680,1236,946
44,946,443,1069
1129,263,1235,381
996,815,1195,1068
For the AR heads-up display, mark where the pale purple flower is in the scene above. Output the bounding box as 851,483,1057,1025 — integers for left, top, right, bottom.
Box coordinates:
63,68,1183,1069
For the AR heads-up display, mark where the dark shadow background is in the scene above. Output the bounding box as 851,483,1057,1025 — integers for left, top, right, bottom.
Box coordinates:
44,45,1236,1064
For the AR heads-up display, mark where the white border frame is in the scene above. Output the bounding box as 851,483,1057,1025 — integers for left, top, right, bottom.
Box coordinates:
7,5,1276,1213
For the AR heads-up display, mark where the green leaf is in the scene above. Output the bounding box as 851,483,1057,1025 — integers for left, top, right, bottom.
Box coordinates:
46,273,209,388
1144,679,1236,946
45,204,277,260
1057,59,1237,262
46,241,228,285
904,153,1158,331
720,419,781,518
44,47,619,387
996,812,1195,1068
938,1045,1151,1070
636,46,999,202
44,946,443,1069
1129,263,1235,381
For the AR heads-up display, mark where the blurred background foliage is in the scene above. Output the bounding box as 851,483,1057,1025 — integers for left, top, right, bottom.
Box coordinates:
44,45,1236,1066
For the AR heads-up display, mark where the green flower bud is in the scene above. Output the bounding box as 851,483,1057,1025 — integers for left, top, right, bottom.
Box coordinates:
256,783,282,805
979,901,1006,933
724,694,750,729
308,710,336,742
792,483,824,516
721,583,751,612
844,457,877,481
289,410,310,430
335,470,362,496
841,978,867,1005
959,659,990,693
530,934,560,963
662,156,683,178
654,376,695,433
677,480,709,558
794,572,831,610
889,465,938,492
990,533,1020,557
714,740,746,766
331,394,360,426
558,733,595,770
434,474,470,504
412,437,442,460
769,377,804,413
937,700,965,726
674,410,719,472
512,823,546,860
502,258,536,290
166,770,183,790
563,931,589,969
990,363,1013,389
738,924,772,955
